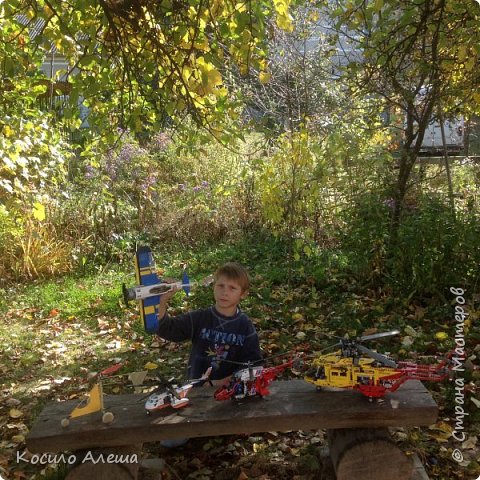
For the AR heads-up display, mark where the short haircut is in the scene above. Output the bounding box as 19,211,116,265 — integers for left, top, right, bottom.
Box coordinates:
214,262,250,292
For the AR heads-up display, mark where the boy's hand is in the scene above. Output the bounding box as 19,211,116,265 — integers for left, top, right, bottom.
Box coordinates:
160,282,179,303
207,376,232,387
158,280,179,319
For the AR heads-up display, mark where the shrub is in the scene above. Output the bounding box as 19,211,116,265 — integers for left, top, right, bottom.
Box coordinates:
340,191,480,298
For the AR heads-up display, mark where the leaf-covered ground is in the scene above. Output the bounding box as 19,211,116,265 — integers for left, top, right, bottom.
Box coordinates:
0,241,479,480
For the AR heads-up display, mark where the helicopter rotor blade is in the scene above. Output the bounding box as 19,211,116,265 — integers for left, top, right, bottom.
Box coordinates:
358,330,400,342
213,357,263,367
319,342,342,354
357,344,398,368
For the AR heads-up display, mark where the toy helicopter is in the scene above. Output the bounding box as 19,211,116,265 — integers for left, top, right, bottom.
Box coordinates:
214,359,295,401
123,245,213,333
304,330,453,399
144,367,212,413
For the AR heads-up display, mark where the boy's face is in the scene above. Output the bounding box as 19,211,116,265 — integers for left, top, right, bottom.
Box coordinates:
213,275,247,314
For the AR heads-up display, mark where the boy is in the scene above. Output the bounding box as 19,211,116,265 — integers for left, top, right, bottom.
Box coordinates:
156,262,262,384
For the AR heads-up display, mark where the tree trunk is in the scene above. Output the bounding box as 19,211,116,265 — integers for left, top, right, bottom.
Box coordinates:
438,109,456,219
327,428,413,480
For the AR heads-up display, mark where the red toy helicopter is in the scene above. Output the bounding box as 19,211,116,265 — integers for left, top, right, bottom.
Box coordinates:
304,330,455,399
214,359,294,401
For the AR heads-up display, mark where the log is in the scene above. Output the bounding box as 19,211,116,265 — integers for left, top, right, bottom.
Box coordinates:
327,428,413,480
65,444,142,480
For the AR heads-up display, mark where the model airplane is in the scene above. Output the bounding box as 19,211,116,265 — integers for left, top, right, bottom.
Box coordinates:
123,245,213,333
144,367,212,413
214,360,294,401
304,330,453,399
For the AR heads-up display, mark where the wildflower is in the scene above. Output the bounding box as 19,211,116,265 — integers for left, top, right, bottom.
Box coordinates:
383,198,395,209
85,165,95,179
151,132,172,152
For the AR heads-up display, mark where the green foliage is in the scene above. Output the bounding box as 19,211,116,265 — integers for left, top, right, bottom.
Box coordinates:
2,0,297,145
258,130,320,264
341,191,480,297
325,0,480,233
42,129,265,268
0,9,76,282
255,105,393,272
339,190,390,279
0,14,71,204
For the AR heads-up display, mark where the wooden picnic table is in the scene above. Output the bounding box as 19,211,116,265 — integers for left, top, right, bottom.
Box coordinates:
26,379,438,480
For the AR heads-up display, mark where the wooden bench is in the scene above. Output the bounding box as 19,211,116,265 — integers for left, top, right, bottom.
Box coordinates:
26,380,437,480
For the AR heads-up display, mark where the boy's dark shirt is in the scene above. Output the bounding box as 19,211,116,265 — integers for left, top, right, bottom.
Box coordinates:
157,307,262,380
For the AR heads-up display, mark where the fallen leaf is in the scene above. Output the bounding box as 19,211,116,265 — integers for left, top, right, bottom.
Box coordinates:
292,313,304,322
428,421,453,442
144,362,158,370
461,436,477,449
404,326,418,337
9,409,23,419
128,371,148,393
470,397,480,408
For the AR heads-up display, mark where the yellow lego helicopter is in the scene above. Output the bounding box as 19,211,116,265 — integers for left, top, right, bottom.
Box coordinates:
304,330,452,399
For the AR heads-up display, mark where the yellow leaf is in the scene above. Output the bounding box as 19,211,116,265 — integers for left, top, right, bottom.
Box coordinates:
144,362,158,370
274,0,288,16
194,36,210,52
292,313,304,322
9,408,23,419
259,71,271,84
277,14,294,32
32,202,46,221
206,68,222,87
374,0,383,12
457,45,468,62
465,56,475,72
435,332,448,341
428,421,453,442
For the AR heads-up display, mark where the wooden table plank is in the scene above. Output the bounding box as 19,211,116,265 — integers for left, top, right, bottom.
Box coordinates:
27,380,437,453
